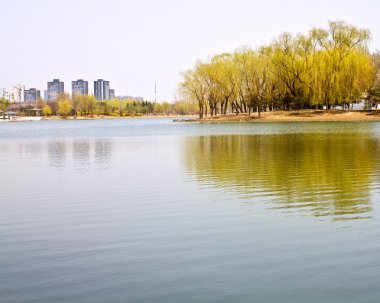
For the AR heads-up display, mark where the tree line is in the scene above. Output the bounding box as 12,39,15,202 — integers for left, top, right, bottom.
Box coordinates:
180,21,380,118
2,94,199,117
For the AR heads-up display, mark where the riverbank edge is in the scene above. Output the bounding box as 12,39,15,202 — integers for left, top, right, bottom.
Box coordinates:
40,114,198,121
181,110,380,123
10,110,380,122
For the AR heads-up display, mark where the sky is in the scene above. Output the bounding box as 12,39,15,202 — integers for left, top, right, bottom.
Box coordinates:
0,0,379,102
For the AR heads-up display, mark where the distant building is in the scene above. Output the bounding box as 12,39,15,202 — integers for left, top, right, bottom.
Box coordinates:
1,88,11,101
72,79,88,96
1,85,25,103
117,95,144,101
94,79,113,100
109,89,115,100
47,79,64,100
44,90,48,100
24,88,41,102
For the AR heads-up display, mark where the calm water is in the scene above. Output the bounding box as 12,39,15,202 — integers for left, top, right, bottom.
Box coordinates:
1,118,380,303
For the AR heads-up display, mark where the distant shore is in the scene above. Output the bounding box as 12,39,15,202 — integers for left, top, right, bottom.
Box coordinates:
41,114,198,120
191,110,380,123
12,110,380,122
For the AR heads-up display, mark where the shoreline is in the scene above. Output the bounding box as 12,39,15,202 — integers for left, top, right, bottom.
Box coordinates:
190,110,380,123
40,114,198,121
4,110,380,122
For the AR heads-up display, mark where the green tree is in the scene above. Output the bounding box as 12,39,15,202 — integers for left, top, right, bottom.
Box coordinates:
42,104,53,116
86,95,97,116
181,62,209,118
180,20,374,115
312,21,371,110
71,94,83,116
0,97,11,112
57,93,72,117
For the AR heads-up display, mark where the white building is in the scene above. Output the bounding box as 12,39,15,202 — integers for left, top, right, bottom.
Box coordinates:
1,85,25,103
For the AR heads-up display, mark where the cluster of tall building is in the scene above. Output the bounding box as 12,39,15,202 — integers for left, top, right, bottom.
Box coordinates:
45,79,115,101
93,79,115,101
1,79,115,103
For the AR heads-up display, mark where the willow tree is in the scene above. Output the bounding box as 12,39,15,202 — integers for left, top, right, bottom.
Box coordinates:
181,61,209,118
338,50,374,110
210,53,237,115
232,48,266,116
199,60,220,117
295,32,325,109
180,21,374,116
373,51,380,86
368,51,380,107
312,21,371,110
269,33,308,110
258,47,280,111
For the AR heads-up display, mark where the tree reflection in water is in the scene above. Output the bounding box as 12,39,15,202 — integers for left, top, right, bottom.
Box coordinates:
184,133,380,221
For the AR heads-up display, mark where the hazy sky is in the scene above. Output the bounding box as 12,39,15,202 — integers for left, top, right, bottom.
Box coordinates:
1,0,379,101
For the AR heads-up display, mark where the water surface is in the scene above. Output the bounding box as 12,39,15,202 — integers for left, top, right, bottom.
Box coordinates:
1,119,380,303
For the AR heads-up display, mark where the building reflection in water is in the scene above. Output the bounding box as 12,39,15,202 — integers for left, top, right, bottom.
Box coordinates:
73,140,91,172
45,139,113,172
23,141,44,156
183,134,380,221
95,139,112,169
48,141,67,170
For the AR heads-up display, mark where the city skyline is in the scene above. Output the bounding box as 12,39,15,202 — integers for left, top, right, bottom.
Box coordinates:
1,78,118,103
1,0,379,102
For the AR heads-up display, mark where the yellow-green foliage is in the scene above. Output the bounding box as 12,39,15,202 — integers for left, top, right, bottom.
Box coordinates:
181,21,376,117
42,104,52,116
57,93,72,117
0,97,11,112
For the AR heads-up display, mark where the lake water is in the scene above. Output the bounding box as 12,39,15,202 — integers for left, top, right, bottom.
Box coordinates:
1,118,380,303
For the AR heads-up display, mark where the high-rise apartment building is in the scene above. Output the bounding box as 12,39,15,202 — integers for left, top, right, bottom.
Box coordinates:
24,88,41,102
72,79,88,96
47,79,64,100
94,79,113,100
